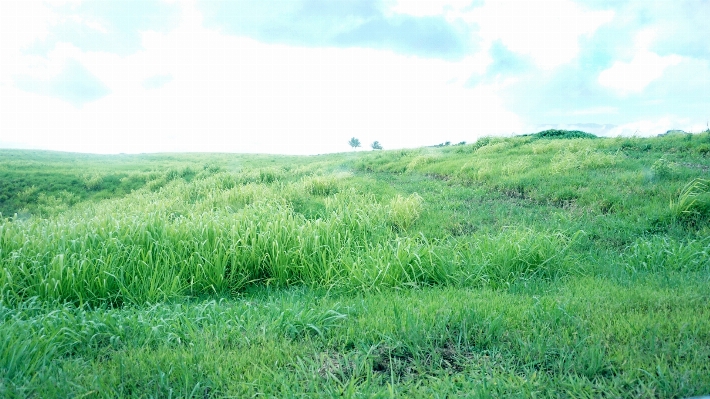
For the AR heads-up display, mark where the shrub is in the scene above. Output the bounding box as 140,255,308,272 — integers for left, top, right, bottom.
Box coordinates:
16,186,39,203
530,129,597,140
651,158,673,179
696,143,710,156
83,174,103,190
146,177,167,191
471,136,492,151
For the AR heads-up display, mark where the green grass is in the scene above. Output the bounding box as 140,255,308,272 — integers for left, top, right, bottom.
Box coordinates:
1,130,709,397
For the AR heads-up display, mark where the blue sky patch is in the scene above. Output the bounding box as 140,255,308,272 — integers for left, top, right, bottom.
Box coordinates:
24,0,179,57
16,59,110,107
199,0,474,59
334,15,472,60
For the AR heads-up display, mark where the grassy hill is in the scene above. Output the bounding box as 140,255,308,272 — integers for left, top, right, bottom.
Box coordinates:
1,131,709,397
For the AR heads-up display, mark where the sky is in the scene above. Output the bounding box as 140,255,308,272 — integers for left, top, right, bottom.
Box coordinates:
1,0,709,155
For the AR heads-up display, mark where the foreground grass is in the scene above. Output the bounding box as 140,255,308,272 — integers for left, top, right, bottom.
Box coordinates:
2,280,708,398
1,131,709,397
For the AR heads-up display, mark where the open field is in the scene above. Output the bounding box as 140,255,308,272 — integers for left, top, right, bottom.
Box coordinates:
1,131,710,398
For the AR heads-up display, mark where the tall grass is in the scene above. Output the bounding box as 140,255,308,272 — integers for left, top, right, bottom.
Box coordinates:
0,174,447,305
623,235,710,273
670,178,710,225
1,166,584,306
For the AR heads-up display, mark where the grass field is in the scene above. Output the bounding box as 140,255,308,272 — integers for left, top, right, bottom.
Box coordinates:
1,130,709,398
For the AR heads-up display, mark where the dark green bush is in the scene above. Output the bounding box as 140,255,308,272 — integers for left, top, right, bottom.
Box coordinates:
530,129,597,140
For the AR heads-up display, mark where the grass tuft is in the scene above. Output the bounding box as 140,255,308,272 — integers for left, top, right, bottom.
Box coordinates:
387,193,424,231
670,178,710,225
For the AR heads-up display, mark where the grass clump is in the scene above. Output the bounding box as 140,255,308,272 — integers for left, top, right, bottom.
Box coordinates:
623,236,710,273
387,193,424,231
670,178,710,225
406,154,439,171
303,175,339,196
454,229,577,288
652,157,674,179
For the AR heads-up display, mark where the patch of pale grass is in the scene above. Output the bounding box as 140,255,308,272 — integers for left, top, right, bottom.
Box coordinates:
502,158,532,177
406,155,438,172
387,193,423,231
474,140,512,154
550,149,620,174
303,175,339,196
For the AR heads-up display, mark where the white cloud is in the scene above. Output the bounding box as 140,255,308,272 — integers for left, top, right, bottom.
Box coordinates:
0,0,522,155
598,30,683,95
0,2,54,81
4,0,704,155
597,51,682,95
387,0,615,69
607,117,705,137
470,0,614,69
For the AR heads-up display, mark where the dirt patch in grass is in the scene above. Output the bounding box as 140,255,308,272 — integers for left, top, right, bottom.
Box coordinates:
680,162,710,172
366,341,501,381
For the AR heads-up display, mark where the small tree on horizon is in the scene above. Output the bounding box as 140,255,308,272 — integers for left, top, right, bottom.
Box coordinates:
371,141,383,150
348,137,361,150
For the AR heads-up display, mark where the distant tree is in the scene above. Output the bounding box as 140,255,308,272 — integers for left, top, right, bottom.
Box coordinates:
371,141,383,150
348,137,361,150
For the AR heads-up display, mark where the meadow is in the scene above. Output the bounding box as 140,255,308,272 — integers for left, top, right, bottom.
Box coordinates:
1,130,709,398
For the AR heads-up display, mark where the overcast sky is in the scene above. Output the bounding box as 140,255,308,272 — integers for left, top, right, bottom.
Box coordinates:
1,0,708,155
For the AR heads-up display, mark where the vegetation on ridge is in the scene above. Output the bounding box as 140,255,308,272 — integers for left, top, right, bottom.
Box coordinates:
526,129,598,140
